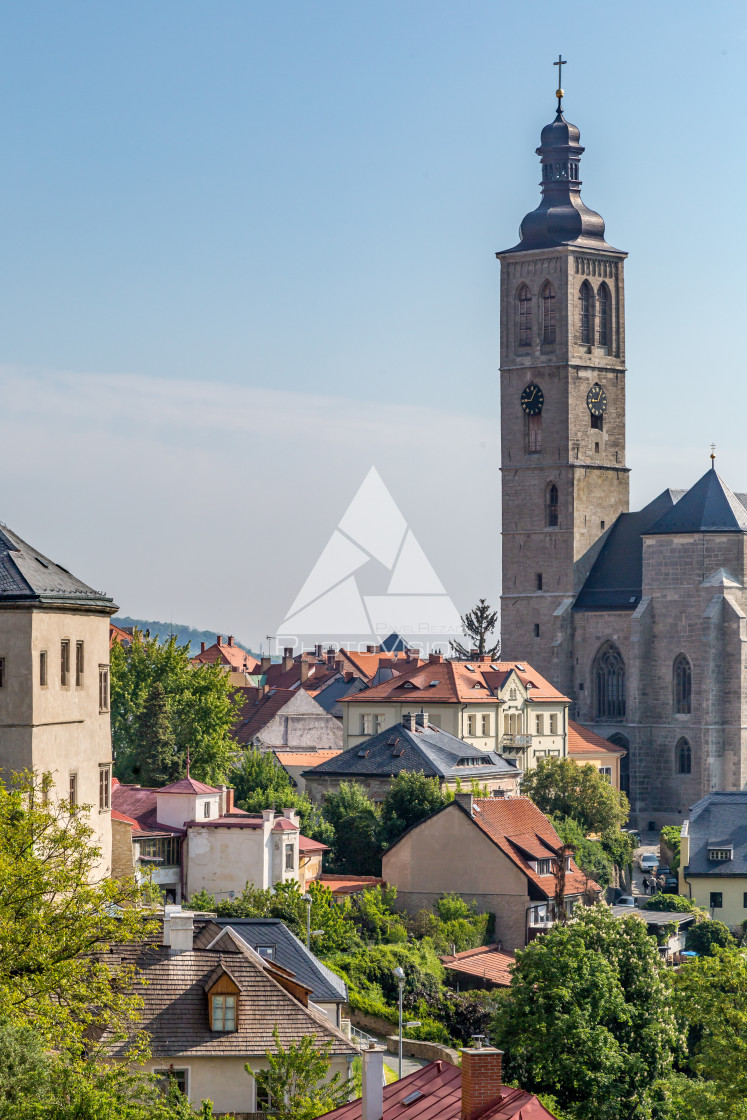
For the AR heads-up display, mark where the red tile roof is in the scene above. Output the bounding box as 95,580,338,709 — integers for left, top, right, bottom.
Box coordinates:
318,874,385,895
318,1059,557,1120
111,808,139,827
274,750,342,768
466,798,597,898
568,721,627,757
109,622,134,648
191,638,259,674
159,776,220,795
233,687,298,744
341,658,568,705
299,835,329,853
439,944,515,987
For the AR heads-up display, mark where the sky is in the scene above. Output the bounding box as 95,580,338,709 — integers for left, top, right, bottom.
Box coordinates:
0,1,745,650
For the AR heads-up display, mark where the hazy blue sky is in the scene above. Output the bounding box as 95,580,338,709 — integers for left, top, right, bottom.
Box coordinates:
0,2,745,647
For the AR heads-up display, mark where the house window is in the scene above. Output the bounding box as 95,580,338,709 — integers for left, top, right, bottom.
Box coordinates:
676,738,692,775
537,859,553,875
360,714,383,735
285,843,295,871
743,893,747,909
597,282,610,348
481,714,490,736
534,624,540,638
541,282,556,344
99,666,109,712
203,801,211,818
467,714,476,736
547,483,559,527
535,715,544,735
673,654,692,715
579,280,594,345
155,1069,188,1096
138,837,181,865
549,714,558,734
710,892,723,909
69,772,77,808
256,945,275,961
212,994,236,1032
593,642,626,720
536,573,543,591
516,284,532,346
60,640,70,688
39,650,47,687
708,848,732,862
75,641,84,688
599,766,612,781
99,764,111,810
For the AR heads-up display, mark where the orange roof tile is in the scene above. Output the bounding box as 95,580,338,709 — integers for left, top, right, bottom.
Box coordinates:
439,944,516,987
318,874,385,895
568,721,627,756
341,658,569,705
111,808,139,827
191,638,259,674
274,751,343,767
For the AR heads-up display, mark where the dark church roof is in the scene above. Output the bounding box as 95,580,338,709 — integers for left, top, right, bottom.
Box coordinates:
499,105,622,255
573,489,685,613
647,467,747,534
0,524,114,610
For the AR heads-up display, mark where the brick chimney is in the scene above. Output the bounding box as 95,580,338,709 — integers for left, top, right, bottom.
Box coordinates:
283,646,294,672
429,652,443,664
415,711,429,728
361,1044,385,1120
260,656,272,672
460,1047,504,1120
200,641,206,654
216,635,223,646
300,661,310,683
402,712,416,731
227,635,234,647
315,643,323,658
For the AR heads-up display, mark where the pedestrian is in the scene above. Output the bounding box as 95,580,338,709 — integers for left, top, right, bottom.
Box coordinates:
657,875,665,894
650,877,658,896
642,876,650,895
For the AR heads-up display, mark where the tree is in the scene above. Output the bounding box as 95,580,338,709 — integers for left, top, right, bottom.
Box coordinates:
228,751,334,847
111,632,240,786
492,904,680,1120
684,918,734,956
246,1027,350,1120
321,782,384,874
520,757,629,835
380,772,452,844
552,817,614,890
641,893,700,914
0,771,152,1048
450,599,500,659
133,683,179,787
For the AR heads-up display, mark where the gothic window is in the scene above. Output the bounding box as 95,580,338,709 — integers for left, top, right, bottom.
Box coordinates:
547,483,559,527
541,282,556,344
516,284,532,347
608,734,630,796
593,642,626,720
579,281,594,345
597,282,610,348
673,654,692,715
676,737,692,775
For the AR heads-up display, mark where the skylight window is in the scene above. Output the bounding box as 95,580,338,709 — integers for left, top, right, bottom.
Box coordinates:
465,665,475,673
429,680,439,687
357,749,369,758
516,664,526,671
402,1092,424,1107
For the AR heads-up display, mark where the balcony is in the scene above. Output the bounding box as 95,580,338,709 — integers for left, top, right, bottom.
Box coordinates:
499,734,533,755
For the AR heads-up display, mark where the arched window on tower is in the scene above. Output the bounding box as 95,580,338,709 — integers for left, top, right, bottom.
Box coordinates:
608,733,630,796
579,281,594,346
673,654,692,715
597,282,610,349
516,285,532,347
547,483,559,527
541,282,556,345
676,737,692,775
593,642,626,720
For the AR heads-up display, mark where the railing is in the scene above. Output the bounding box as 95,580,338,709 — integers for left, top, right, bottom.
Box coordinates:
350,1024,377,1049
499,734,533,752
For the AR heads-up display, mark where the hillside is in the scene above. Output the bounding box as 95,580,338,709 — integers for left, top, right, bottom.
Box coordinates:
112,617,259,659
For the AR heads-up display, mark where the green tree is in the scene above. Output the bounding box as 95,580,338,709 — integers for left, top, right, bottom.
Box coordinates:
450,598,500,659
133,682,179,787
684,918,734,956
246,1027,350,1120
111,632,240,786
641,893,700,914
552,817,613,889
492,904,680,1120
521,757,629,835
660,825,682,873
0,771,153,1047
380,772,453,844
228,751,334,847
321,782,384,874
351,884,408,944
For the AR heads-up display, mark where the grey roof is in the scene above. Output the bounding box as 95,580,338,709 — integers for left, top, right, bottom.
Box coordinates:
609,906,695,927
215,918,348,1004
302,721,519,781
647,468,747,535
313,674,368,717
380,632,410,652
685,791,747,877
574,489,685,613
0,524,114,609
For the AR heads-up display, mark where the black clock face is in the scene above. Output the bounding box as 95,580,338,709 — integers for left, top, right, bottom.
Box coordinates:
587,383,607,416
521,383,544,416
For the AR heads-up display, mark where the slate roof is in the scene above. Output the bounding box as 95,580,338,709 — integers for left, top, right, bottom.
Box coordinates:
648,468,747,534
0,523,114,610
684,791,747,877
574,489,685,612
319,1058,557,1120
439,944,515,988
310,674,368,716
111,932,355,1060
302,722,519,782
206,918,348,1004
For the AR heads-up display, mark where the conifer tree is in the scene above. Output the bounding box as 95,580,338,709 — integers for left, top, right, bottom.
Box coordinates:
450,598,500,659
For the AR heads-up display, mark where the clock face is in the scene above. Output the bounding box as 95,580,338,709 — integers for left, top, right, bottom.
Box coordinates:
587,383,607,416
521,383,544,416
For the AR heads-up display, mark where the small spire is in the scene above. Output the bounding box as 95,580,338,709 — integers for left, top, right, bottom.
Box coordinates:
553,54,567,113
710,443,716,469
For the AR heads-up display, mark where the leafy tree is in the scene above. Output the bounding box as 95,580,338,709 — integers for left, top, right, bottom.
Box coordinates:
521,757,629,835
133,683,180,787
228,750,334,847
380,772,452,844
321,782,384,874
492,904,680,1120
111,632,240,786
351,884,408,944
660,824,682,873
450,598,500,659
246,1026,350,1120
0,771,152,1047
641,893,700,914
552,817,613,889
409,894,493,953
684,918,734,956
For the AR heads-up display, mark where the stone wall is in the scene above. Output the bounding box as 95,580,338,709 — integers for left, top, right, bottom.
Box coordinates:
386,1036,461,1065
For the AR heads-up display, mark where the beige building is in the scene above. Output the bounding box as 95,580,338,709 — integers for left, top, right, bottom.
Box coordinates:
680,791,747,928
383,794,597,951
0,523,116,873
341,653,570,771
568,720,626,791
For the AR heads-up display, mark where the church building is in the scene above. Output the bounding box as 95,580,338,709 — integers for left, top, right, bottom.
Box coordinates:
498,77,747,826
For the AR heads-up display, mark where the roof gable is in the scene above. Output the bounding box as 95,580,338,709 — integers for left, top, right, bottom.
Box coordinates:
648,469,747,535
0,524,114,610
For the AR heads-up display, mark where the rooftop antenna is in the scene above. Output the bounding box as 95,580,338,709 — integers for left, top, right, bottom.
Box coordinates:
710,443,716,469
553,54,567,112
266,635,276,658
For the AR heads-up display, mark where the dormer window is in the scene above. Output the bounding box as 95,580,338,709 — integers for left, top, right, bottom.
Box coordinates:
537,858,554,875
211,994,236,1031
205,966,240,1032
708,847,733,862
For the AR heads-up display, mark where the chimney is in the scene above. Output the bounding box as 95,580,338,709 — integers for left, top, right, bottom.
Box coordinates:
282,808,300,827
361,1044,385,1120
167,909,195,956
227,635,234,647
261,809,275,826
283,647,294,672
225,788,234,814
469,648,479,660
217,635,223,646
300,661,310,683
260,656,272,672
454,791,474,816
366,644,376,654
415,711,428,729
460,1047,504,1120
407,650,420,663
326,649,336,668
429,652,443,664
200,641,206,654
219,785,227,817
315,644,323,658
402,712,416,731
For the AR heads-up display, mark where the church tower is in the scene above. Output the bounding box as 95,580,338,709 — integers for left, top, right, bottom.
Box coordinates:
497,76,629,692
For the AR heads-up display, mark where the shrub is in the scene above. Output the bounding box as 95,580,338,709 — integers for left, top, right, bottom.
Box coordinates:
685,919,735,956
641,893,700,913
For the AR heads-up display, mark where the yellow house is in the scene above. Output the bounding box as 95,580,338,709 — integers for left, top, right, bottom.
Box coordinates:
679,791,747,928
341,653,570,771
568,721,626,792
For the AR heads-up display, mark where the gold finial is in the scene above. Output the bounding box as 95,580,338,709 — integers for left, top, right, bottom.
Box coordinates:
553,55,567,111
710,443,716,468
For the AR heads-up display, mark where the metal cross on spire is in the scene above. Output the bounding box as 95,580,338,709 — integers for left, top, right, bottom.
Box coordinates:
710,443,716,468
554,54,567,111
